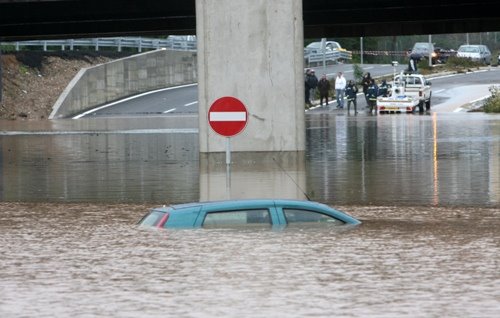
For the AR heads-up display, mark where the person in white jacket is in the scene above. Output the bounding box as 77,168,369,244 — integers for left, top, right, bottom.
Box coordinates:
335,72,347,109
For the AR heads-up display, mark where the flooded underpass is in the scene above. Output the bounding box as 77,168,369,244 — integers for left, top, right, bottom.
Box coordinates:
0,112,499,317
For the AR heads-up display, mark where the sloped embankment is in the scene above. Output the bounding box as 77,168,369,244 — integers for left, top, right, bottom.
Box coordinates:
0,51,127,120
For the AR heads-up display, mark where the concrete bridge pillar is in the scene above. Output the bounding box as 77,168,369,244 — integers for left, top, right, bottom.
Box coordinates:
196,0,305,153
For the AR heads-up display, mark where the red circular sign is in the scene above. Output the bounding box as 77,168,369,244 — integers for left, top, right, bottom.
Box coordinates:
208,96,248,137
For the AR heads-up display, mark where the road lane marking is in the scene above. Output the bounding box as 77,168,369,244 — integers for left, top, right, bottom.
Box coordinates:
184,101,198,107
434,89,445,94
163,108,176,114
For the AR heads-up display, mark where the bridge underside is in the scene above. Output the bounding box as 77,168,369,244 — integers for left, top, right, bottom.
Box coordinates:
1,0,500,41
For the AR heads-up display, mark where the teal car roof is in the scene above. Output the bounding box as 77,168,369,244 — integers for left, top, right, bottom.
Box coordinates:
167,199,333,211
169,199,276,210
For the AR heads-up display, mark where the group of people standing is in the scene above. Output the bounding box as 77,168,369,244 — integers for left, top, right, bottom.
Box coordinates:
305,70,355,112
361,72,389,114
305,69,389,115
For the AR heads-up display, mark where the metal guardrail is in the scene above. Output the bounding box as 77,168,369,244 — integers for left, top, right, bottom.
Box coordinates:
0,37,197,52
305,50,352,65
3,37,353,64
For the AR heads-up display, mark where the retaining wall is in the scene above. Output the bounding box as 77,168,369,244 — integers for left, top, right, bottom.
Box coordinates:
49,49,197,118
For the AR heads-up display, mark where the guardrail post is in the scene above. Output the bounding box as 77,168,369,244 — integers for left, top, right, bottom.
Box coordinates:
43,41,47,51
94,39,99,51
117,38,122,52
70,39,74,51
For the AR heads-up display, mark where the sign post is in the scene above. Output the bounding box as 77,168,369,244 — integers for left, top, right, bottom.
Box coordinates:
208,96,249,198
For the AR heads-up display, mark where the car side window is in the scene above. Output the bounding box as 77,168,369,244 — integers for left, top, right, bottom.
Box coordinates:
283,209,345,225
203,209,271,228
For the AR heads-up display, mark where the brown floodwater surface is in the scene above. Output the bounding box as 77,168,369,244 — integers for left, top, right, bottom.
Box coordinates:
0,112,499,317
0,203,498,317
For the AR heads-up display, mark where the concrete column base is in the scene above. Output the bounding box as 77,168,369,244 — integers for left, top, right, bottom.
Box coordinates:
199,152,307,201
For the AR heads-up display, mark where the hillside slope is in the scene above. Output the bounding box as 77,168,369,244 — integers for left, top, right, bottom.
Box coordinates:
0,51,126,120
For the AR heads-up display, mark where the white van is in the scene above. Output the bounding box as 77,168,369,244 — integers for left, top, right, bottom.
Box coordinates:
457,44,491,64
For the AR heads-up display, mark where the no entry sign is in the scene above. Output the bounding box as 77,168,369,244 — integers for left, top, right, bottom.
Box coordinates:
208,96,248,137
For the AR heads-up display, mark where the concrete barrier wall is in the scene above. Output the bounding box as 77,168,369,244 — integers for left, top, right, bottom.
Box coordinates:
49,49,197,119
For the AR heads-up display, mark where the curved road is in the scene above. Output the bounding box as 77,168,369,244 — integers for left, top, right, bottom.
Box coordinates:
75,65,500,118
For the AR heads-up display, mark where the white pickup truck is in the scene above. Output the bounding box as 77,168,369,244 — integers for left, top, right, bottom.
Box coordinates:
377,73,432,114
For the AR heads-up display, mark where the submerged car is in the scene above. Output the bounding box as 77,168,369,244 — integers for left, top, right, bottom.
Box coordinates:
138,199,361,229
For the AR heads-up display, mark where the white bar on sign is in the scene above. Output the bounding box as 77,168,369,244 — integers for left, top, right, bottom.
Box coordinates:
210,111,246,121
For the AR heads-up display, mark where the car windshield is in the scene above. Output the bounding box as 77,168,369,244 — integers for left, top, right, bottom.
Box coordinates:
306,42,321,49
459,46,480,53
413,43,431,52
138,210,166,226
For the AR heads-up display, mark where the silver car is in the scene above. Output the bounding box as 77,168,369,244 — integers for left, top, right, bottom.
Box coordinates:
457,44,492,65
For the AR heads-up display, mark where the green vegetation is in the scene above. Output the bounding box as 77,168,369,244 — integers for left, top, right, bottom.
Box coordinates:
483,86,500,113
414,56,485,75
18,64,30,74
0,44,17,53
445,56,484,69
352,63,364,84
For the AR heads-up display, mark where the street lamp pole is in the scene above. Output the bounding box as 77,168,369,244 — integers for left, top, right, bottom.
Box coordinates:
428,34,432,68
360,37,364,65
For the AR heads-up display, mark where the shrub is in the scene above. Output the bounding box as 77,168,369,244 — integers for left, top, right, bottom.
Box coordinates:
352,63,364,84
0,44,17,53
483,86,500,113
445,56,483,68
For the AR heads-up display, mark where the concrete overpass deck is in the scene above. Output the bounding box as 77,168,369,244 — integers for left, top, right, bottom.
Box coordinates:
1,0,500,41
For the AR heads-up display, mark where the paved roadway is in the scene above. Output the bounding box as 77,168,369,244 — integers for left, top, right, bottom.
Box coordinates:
75,64,500,118
74,83,198,118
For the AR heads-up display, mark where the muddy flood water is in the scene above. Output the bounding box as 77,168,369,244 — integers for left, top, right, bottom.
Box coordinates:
0,112,499,317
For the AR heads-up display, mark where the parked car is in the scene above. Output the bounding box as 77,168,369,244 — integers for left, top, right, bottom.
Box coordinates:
456,44,492,64
304,40,342,55
410,43,456,64
304,40,352,65
411,42,438,63
138,199,361,229
433,47,456,63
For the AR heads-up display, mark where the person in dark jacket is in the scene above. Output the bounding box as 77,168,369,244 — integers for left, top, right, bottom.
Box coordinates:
305,69,318,107
345,80,359,114
361,72,372,105
317,74,331,106
407,53,421,74
365,79,379,114
378,79,389,97
305,69,312,107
